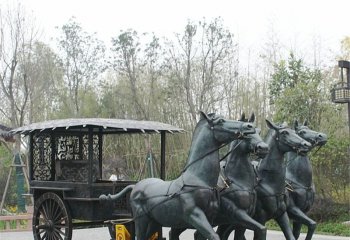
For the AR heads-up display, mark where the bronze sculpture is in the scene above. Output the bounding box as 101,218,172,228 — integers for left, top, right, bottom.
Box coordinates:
100,112,255,240
219,120,312,240
169,113,269,240
285,120,327,240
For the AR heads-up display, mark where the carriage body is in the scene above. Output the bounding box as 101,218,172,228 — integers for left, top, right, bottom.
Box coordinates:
11,118,183,240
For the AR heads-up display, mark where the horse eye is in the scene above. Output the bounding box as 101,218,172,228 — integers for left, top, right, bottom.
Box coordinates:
281,130,289,135
299,130,306,135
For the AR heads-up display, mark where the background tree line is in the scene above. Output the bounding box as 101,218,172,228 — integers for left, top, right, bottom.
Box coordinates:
0,3,349,209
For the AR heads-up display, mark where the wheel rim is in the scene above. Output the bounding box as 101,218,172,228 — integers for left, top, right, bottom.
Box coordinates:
33,192,72,240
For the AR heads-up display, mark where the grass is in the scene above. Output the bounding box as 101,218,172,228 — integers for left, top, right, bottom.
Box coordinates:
265,219,350,237
0,219,29,231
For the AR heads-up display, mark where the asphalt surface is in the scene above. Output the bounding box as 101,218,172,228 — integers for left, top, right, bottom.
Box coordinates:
1,227,349,240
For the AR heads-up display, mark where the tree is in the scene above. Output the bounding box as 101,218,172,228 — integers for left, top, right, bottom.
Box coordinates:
0,3,37,132
18,42,63,123
164,18,237,128
110,30,168,121
269,53,325,127
110,29,146,119
270,51,349,203
57,17,106,116
339,36,350,60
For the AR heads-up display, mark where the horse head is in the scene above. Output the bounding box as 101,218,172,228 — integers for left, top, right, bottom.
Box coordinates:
199,111,256,144
294,120,327,148
234,113,269,158
266,119,312,155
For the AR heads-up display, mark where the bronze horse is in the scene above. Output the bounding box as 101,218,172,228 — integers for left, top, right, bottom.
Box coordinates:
169,113,269,240
219,120,312,240
100,112,255,240
285,120,327,240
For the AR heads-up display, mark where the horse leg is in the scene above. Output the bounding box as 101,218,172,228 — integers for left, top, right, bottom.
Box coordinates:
134,216,151,240
146,221,161,240
169,228,186,240
216,224,234,240
234,209,267,240
275,212,295,240
185,207,219,240
288,206,316,240
292,221,303,240
234,227,247,240
194,230,206,240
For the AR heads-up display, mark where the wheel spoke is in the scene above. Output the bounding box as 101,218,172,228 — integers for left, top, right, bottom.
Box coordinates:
54,228,65,240
55,224,69,228
40,207,48,220
48,231,54,240
54,216,68,225
36,224,50,230
42,231,48,240
47,199,52,219
52,202,62,222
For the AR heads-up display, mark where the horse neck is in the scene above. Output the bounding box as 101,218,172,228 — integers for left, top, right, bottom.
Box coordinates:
286,152,313,186
258,130,285,172
183,124,221,187
224,147,255,188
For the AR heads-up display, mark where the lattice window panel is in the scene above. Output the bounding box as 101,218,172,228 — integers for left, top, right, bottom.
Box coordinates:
32,133,52,181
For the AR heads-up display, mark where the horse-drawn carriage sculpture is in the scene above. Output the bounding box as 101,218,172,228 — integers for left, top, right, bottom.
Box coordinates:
10,118,184,240
10,113,326,240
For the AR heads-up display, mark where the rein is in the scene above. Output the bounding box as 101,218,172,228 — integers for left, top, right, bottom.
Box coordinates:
181,136,244,174
311,144,323,155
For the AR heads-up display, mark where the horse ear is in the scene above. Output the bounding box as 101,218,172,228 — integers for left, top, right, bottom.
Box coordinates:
239,112,246,121
199,111,208,120
199,111,215,124
303,119,308,126
294,119,299,130
266,119,278,130
249,113,255,123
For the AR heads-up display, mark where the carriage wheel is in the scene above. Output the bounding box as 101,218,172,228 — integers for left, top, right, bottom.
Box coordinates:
33,192,72,240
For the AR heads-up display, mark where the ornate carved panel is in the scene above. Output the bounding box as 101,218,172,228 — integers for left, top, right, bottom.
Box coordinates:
32,133,52,180
55,134,100,182
56,135,80,161
83,134,100,181
82,135,100,161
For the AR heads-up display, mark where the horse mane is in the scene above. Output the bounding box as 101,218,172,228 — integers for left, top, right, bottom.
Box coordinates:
191,119,205,140
264,128,276,143
191,113,217,141
264,122,288,142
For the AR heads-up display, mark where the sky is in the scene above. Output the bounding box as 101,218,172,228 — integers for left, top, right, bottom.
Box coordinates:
3,0,350,65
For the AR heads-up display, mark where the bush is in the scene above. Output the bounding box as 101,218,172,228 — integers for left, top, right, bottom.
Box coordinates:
309,198,350,222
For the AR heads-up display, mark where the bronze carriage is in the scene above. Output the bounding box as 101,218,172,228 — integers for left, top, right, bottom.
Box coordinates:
11,118,183,240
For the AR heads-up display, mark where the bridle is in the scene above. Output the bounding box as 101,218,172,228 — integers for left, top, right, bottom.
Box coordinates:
275,127,308,155
181,123,247,174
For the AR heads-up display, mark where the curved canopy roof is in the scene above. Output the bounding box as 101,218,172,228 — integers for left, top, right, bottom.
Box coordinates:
0,124,15,142
10,118,184,135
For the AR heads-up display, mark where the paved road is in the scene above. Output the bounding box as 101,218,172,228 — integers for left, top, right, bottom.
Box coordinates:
1,227,349,240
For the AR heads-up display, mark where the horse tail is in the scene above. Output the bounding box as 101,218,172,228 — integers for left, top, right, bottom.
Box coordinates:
99,185,135,202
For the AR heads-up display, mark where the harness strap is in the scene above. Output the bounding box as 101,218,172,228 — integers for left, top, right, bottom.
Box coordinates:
131,185,219,221
285,179,313,191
